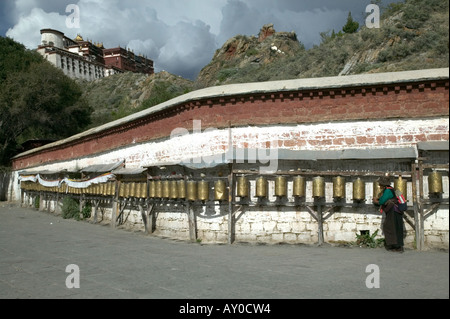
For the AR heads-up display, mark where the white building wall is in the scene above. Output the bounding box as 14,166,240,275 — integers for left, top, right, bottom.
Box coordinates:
10,118,449,248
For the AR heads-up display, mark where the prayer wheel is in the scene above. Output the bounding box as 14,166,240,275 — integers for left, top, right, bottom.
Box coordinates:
293,176,306,198
162,180,170,199
149,181,157,198
140,182,147,198
119,183,124,197
102,183,108,196
198,181,209,202
177,180,186,199
275,176,287,197
135,182,141,198
333,176,346,199
236,176,249,198
130,183,137,198
214,180,227,201
353,178,366,201
428,171,443,194
170,180,178,199
255,177,268,198
155,181,163,198
105,183,111,196
373,181,383,200
394,176,407,200
187,181,198,201
124,183,130,198
313,177,325,198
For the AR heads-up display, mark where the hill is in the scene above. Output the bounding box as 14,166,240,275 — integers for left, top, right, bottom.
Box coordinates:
195,0,449,87
81,0,448,126
78,71,194,128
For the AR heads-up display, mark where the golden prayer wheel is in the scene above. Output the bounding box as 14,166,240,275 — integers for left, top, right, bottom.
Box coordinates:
373,181,383,200
112,182,117,196
119,183,125,198
293,176,306,198
129,182,136,198
170,180,178,199
187,181,198,201
162,180,170,199
149,181,156,198
313,177,325,198
177,180,186,199
102,183,108,196
255,177,268,198
124,183,131,198
275,176,287,197
106,182,112,196
140,182,148,198
394,176,407,200
428,171,443,194
155,181,163,198
236,176,249,198
214,180,227,201
198,181,209,202
333,176,346,199
353,178,366,201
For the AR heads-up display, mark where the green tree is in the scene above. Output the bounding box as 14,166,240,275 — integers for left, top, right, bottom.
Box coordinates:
342,12,360,34
0,37,92,166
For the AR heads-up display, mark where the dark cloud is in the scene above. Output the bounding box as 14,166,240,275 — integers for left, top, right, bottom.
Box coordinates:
3,0,404,80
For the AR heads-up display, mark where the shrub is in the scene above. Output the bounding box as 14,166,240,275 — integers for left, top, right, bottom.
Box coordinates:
355,230,385,248
61,197,81,220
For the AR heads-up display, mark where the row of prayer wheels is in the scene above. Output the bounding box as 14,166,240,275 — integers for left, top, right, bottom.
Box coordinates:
118,182,147,198
235,174,444,200
20,182,61,193
148,180,228,202
20,172,445,200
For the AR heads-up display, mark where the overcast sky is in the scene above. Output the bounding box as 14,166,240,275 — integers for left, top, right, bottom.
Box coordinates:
1,0,403,80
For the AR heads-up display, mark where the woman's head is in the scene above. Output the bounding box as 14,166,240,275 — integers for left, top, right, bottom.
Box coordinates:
378,176,392,187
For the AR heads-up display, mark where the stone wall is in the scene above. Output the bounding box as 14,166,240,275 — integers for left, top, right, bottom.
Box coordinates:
10,69,449,249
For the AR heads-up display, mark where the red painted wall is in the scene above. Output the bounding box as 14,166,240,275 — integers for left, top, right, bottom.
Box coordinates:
12,80,449,170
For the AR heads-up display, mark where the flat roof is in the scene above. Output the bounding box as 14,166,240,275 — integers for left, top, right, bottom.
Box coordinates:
13,68,449,159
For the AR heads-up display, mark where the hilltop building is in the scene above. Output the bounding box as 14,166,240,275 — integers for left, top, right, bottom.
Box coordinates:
37,29,154,81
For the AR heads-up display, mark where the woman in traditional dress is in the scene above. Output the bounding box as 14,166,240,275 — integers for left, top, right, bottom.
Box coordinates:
373,176,404,253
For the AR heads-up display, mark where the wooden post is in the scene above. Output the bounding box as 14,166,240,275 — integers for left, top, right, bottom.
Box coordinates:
93,199,99,224
55,192,61,215
146,204,155,235
139,203,148,234
187,201,197,242
418,160,425,250
411,163,420,250
111,180,120,228
228,166,235,245
39,191,44,211
317,203,324,246
20,189,24,207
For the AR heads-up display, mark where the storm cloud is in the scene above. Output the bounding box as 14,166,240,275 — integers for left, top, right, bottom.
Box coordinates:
2,0,402,80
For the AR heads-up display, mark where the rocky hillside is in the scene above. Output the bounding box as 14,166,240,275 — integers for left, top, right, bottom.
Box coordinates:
78,71,194,128
81,0,448,127
195,24,304,88
195,0,448,87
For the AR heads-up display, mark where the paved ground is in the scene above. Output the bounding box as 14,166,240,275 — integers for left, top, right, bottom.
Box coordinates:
1,203,448,302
